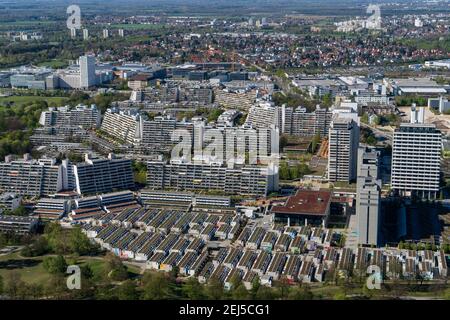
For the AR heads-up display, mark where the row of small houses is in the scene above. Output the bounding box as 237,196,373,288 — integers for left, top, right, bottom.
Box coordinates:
83,222,448,289
236,225,339,253
80,203,448,288
197,246,448,289
87,207,241,241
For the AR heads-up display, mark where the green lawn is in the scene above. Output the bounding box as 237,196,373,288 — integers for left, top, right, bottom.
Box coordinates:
0,95,68,107
0,252,114,285
0,252,52,284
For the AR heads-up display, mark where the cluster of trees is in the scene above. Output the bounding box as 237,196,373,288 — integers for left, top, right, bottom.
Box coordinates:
0,41,63,68
311,133,321,153
398,241,443,252
66,91,129,114
175,107,224,123
360,127,377,146
361,113,380,126
272,92,321,111
395,96,428,107
279,161,312,180
0,99,51,158
132,160,147,186
1,205,28,216
0,231,34,248
21,223,99,258
0,130,32,160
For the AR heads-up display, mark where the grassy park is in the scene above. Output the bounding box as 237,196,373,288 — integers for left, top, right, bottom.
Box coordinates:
0,95,68,108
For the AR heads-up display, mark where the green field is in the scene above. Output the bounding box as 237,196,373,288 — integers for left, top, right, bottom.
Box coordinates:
0,252,52,284
0,95,68,107
0,251,141,285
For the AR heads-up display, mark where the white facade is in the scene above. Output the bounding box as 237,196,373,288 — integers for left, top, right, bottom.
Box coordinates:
328,115,360,182
391,124,442,198
79,55,96,89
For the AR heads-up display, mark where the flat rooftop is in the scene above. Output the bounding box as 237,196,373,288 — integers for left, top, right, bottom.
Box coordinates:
393,78,442,88
271,190,331,216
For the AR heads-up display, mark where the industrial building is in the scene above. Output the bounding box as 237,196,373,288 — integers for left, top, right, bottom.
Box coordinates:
272,190,332,226
9,66,52,89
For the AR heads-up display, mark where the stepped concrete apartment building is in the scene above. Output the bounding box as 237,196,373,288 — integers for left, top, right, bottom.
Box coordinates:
0,153,134,197
245,102,282,130
146,160,278,197
328,115,360,182
74,153,134,195
141,115,194,151
193,123,279,165
39,104,101,129
283,105,332,137
0,215,38,235
0,154,64,197
356,147,381,246
101,107,143,145
391,123,442,199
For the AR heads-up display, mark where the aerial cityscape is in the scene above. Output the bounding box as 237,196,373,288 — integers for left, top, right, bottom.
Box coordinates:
0,0,449,304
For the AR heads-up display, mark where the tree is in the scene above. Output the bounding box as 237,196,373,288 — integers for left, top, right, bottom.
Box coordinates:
311,133,321,153
205,277,224,300
232,284,249,300
141,272,175,300
116,280,139,300
249,276,261,299
279,135,288,150
44,223,71,254
33,236,50,255
230,274,249,300
69,227,98,256
9,206,27,216
43,255,68,274
333,289,347,300
21,236,49,257
275,278,290,299
81,264,94,280
6,272,25,299
132,160,147,185
279,162,291,180
255,285,277,300
45,274,70,300
361,113,369,124
104,253,128,281
24,283,44,300
182,277,205,300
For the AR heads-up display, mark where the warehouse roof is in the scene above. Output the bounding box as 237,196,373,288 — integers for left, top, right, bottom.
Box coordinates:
271,190,331,216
